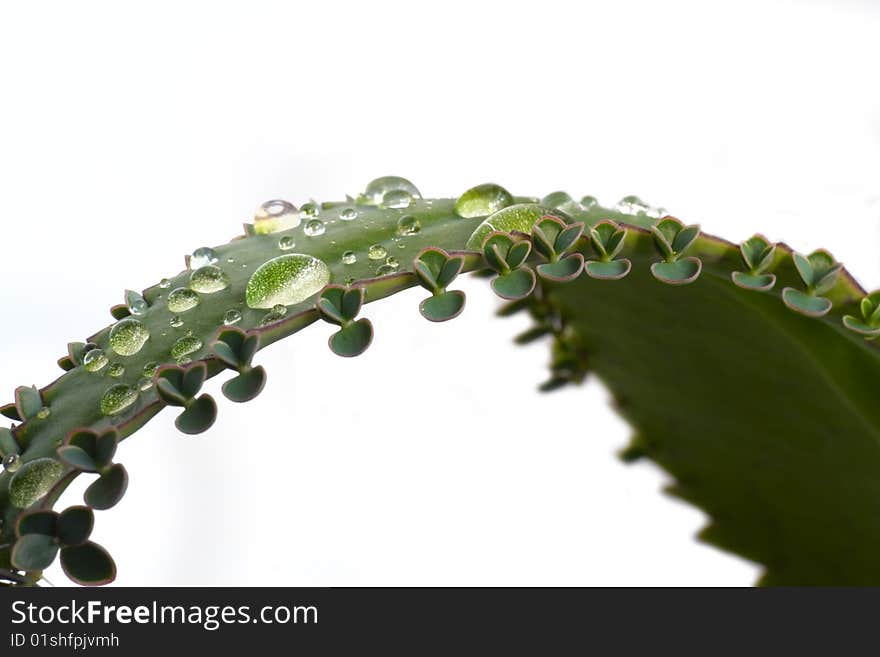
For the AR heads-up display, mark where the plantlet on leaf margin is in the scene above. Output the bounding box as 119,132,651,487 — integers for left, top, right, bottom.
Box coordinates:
155,363,218,435
212,328,267,402
731,235,777,291
649,217,702,285
530,215,585,282
58,428,128,510
413,247,466,322
584,220,631,280
782,250,842,317
842,290,880,339
482,232,537,300
316,285,373,357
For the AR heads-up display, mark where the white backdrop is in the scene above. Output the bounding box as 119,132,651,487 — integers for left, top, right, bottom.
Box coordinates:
1,0,878,586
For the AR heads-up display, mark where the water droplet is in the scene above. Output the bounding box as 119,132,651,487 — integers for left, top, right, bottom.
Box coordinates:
299,201,320,220
360,176,421,206
170,316,184,328
167,287,200,313
254,199,300,234
376,264,398,276
138,377,153,391
3,454,21,473
466,204,567,251
340,207,358,221
190,247,218,269
109,318,150,356
223,309,242,326
304,219,325,237
580,195,599,210
615,195,650,216
143,361,159,378
100,384,138,416
8,458,65,507
171,335,203,361
260,309,287,326
272,304,288,315
159,278,171,289
368,244,387,260
245,254,331,309
128,297,147,315
227,257,235,264
396,215,421,236
385,256,399,268
341,251,357,265
344,276,355,286
36,406,50,420
454,183,514,218
278,235,295,250
83,348,109,372
108,363,125,378
189,265,230,293
382,189,413,209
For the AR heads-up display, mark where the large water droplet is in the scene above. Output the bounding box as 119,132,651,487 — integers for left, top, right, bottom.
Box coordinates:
190,247,218,269
278,235,295,250
224,309,242,326
304,219,325,237
382,189,413,209
245,254,331,310
615,195,650,215
171,335,203,362
100,384,138,416
385,256,399,268
109,318,150,356
360,176,421,206
396,215,421,236
466,204,567,250
83,348,108,372
340,207,358,221
167,287,200,313
3,453,21,473
8,458,65,508
341,251,357,265
454,183,514,218
189,265,230,293
368,244,387,260
254,199,300,234
108,363,125,378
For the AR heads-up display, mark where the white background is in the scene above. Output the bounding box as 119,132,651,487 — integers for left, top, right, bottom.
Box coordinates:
1,0,878,586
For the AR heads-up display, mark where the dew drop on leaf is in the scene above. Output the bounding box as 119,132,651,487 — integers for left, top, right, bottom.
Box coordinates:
245,254,331,310
109,318,150,356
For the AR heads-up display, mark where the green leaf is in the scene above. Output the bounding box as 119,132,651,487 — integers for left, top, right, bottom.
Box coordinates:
57,506,94,546
672,224,700,254
419,290,466,322
514,325,551,345
84,464,129,510
16,510,58,537
0,427,19,458
109,304,131,320
341,287,364,321
94,430,118,468
554,223,584,254
482,233,514,271
842,315,880,337
60,542,116,586
175,395,218,435
222,366,267,403
792,252,814,287
15,385,42,420
584,259,631,281
536,254,584,282
491,268,537,300
156,378,188,407
506,240,532,270
329,318,373,357
731,271,776,292
0,402,22,421
740,235,770,271
650,257,702,285
436,256,464,289
212,340,241,369
11,534,59,571
57,446,98,472
782,287,833,317
181,363,207,398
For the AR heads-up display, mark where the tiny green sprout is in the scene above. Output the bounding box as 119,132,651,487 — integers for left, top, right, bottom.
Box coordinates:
58,427,128,510
413,247,466,322
14,386,43,422
316,285,373,357
212,328,267,403
782,250,842,317
156,363,218,435
649,217,702,285
842,290,880,339
732,235,777,291
585,220,631,280
530,215,585,282
482,232,537,300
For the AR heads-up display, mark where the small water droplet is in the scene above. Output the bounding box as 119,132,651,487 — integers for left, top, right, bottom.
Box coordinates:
3,453,21,473
109,318,150,356
224,309,242,326
385,256,399,268
167,287,200,313
397,242,406,249
254,199,300,234
108,363,125,378
171,335,203,361
143,361,159,378
159,278,171,289
376,264,398,276
360,176,421,206
344,276,355,285
615,195,650,216
245,254,331,309
260,309,287,326
396,215,421,236
278,235,295,250
190,247,218,269
454,183,514,218
83,348,109,372
100,384,138,416
340,207,358,221
382,189,413,209
580,195,599,210
227,257,235,264
368,244,387,260
128,297,147,315
299,201,320,220
36,406,50,420
304,219,325,237
8,458,65,507
342,251,357,265
189,265,230,293
170,316,184,328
